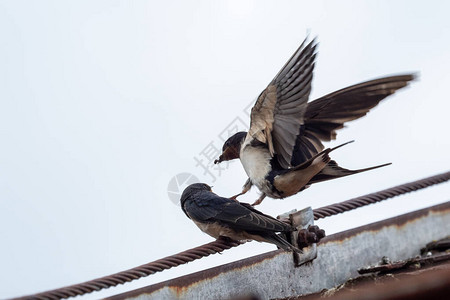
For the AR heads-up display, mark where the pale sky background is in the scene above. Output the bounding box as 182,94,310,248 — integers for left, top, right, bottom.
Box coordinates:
1,1,450,299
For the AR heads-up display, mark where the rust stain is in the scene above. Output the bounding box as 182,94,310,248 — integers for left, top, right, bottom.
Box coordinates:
170,284,189,297
169,251,283,297
107,250,284,299
296,261,450,300
165,252,290,298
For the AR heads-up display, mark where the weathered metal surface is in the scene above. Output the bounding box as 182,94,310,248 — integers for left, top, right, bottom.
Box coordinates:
279,207,318,266
421,236,450,253
107,202,450,300
303,260,450,300
358,252,450,274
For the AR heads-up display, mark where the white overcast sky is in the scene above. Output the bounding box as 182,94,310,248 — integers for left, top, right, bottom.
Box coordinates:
1,1,450,299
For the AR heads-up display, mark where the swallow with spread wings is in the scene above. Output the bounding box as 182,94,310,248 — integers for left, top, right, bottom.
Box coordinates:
214,38,415,205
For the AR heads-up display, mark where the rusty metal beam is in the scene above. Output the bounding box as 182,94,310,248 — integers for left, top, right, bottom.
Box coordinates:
107,202,450,300
304,260,450,300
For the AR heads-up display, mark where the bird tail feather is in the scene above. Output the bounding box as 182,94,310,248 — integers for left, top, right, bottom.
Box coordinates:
265,233,303,253
308,160,391,185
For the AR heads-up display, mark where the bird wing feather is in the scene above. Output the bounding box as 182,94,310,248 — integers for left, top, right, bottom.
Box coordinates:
248,38,317,169
290,74,415,166
185,193,292,233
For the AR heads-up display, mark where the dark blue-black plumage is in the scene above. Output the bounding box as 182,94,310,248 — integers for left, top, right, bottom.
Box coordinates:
180,183,301,252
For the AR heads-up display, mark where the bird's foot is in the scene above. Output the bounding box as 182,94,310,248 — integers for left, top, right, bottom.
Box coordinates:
297,225,326,248
251,199,263,206
251,194,266,206
229,193,242,201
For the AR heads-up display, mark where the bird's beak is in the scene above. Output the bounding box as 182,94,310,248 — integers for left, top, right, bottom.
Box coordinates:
214,155,223,164
214,146,238,164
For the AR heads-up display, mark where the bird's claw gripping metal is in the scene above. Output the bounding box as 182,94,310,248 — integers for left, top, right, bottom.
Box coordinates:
278,207,325,267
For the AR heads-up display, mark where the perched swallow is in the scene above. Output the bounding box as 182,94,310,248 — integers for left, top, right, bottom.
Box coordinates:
214,38,415,205
181,183,301,252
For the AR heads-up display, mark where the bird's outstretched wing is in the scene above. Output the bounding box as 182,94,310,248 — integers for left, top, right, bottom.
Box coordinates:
184,192,292,233
290,74,415,165
248,38,317,169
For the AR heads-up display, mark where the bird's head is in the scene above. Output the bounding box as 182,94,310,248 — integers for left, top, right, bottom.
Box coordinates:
214,131,247,164
180,183,213,205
